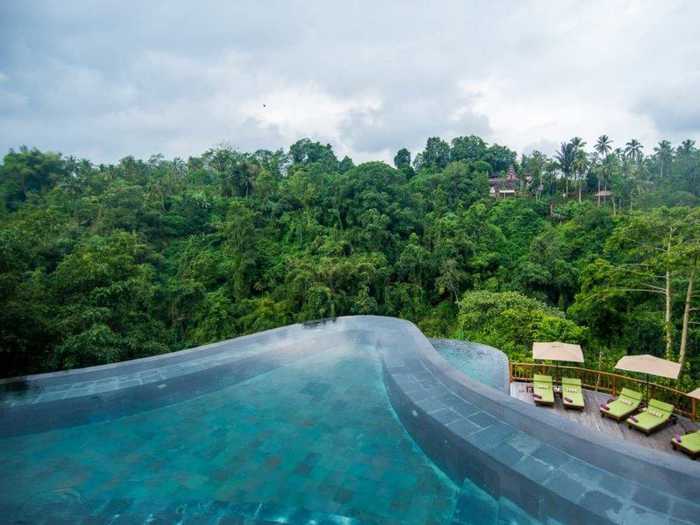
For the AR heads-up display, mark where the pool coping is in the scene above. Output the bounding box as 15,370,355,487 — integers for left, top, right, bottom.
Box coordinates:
0,322,312,386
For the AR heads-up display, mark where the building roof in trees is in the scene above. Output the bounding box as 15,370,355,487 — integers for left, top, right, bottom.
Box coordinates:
489,166,519,192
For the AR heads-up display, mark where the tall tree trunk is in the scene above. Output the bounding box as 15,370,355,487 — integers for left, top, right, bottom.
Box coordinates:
664,235,673,359
578,178,582,203
597,177,601,207
679,259,696,373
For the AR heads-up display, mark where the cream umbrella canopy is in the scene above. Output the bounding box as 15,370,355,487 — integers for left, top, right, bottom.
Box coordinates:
615,354,681,401
532,342,584,363
532,342,584,381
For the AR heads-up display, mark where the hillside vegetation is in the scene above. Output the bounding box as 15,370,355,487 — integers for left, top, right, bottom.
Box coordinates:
1,136,699,388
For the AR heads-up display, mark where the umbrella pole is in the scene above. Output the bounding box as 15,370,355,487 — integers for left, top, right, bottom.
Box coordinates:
646,374,650,404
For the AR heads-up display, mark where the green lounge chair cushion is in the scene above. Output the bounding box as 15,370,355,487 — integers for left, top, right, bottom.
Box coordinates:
601,389,642,418
627,410,669,431
648,399,674,414
533,383,554,403
533,374,553,384
675,431,700,453
619,388,643,401
562,382,584,408
628,399,673,431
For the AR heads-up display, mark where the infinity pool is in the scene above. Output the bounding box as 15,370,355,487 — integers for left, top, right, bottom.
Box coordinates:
0,320,530,524
5,318,694,524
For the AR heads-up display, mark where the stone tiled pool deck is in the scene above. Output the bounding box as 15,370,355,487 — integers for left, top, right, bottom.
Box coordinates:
1,316,699,524
510,382,698,456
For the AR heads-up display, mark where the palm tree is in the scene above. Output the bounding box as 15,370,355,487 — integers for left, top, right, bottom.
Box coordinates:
622,140,644,210
595,135,613,157
679,139,696,154
555,142,576,197
573,148,588,202
570,137,586,153
569,138,588,202
594,135,613,204
624,139,644,163
653,140,673,179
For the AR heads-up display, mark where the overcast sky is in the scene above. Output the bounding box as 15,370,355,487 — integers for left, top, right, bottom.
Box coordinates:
1,1,699,164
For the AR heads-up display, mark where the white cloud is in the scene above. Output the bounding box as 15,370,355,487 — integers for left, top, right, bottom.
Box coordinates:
240,83,382,154
1,0,699,162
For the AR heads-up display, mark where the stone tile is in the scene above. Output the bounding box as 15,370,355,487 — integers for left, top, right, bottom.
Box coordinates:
446,418,482,439
34,392,66,403
417,378,440,390
117,380,141,389
514,455,556,485
542,470,586,504
450,491,497,524
579,490,623,523
451,400,480,418
436,392,462,405
505,432,540,456
430,408,461,426
597,472,634,500
558,458,604,486
415,396,446,414
487,442,523,466
670,498,700,525
468,412,497,428
420,385,451,400
632,485,671,515
292,462,313,475
531,444,571,469
621,505,669,525
333,487,354,504
301,381,331,399
497,498,538,525
467,422,517,451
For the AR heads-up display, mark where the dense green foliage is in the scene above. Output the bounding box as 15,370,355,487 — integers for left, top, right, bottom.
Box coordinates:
1,136,699,388
456,291,588,363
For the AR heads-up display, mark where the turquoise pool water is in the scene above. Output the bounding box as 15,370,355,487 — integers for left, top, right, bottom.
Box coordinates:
1,341,457,523
0,321,540,524
431,339,509,392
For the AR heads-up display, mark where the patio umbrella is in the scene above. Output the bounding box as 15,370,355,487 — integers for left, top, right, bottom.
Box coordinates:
532,341,584,381
614,354,680,401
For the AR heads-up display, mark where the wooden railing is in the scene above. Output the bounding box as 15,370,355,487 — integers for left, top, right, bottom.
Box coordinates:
510,362,697,421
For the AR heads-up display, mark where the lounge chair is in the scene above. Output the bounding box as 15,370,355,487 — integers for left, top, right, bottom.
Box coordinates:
532,374,554,406
599,388,642,422
671,431,700,460
561,377,584,410
626,399,675,435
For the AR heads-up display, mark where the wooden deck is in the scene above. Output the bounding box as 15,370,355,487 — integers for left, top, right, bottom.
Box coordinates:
510,381,698,456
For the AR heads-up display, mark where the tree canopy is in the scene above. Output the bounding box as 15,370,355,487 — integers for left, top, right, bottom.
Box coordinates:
1,137,699,388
